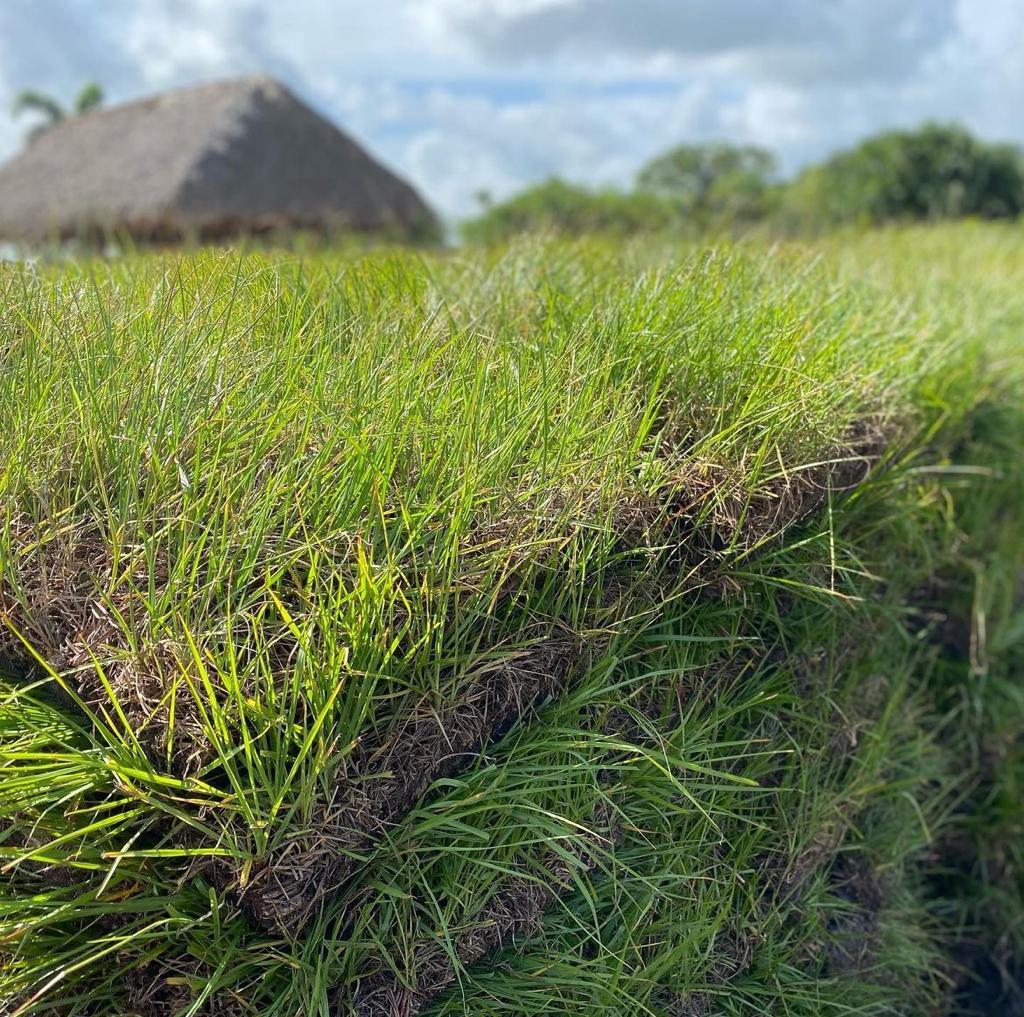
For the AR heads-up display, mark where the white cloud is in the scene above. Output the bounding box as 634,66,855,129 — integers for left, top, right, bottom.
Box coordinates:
423,0,960,85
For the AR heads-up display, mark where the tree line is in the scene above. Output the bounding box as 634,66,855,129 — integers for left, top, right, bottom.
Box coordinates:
463,124,1024,242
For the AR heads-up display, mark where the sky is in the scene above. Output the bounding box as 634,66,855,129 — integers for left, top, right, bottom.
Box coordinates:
0,0,1022,220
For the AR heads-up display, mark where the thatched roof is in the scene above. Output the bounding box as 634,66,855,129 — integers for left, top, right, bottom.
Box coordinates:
0,75,438,243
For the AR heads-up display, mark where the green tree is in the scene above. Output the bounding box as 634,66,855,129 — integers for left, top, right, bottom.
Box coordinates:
72,81,104,115
462,178,678,243
635,143,778,224
11,81,104,140
783,123,1024,227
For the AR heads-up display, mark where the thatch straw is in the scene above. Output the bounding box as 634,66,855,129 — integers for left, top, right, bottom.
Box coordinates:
0,75,438,243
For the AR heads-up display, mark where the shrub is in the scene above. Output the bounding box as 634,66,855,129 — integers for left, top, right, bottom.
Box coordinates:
462,178,677,243
636,142,779,225
782,123,1024,227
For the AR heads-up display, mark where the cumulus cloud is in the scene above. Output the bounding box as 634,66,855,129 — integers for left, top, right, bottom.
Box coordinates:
0,0,1021,219
0,1,294,132
330,78,740,214
421,0,959,85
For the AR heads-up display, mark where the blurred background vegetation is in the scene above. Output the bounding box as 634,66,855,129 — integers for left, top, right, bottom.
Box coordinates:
463,123,1024,243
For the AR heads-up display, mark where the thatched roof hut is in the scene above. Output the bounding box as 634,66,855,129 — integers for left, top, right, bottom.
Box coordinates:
0,75,438,243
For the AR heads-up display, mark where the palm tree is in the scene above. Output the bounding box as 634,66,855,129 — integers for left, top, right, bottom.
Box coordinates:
12,82,104,140
72,82,104,115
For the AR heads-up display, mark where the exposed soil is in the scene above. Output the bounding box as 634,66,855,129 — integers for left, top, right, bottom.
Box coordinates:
821,854,888,978
657,993,714,1017
908,576,975,663
237,636,582,935
662,417,890,564
0,824,87,888
466,418,891,599
952,951,1024,1016
0,524,206,774
123,957,246,1017
124,960,203,1017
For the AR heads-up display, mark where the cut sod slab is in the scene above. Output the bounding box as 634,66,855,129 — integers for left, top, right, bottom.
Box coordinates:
233,423,887,939
235,637,582,933
1,230,1022,1016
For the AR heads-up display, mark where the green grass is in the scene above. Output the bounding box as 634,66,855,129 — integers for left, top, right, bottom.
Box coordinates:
0,225,1022,1016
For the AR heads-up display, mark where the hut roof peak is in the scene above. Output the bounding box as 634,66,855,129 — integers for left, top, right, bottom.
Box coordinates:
0,75,437,242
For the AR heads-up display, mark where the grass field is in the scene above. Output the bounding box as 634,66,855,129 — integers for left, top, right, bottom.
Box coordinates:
0,225,1022,1016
